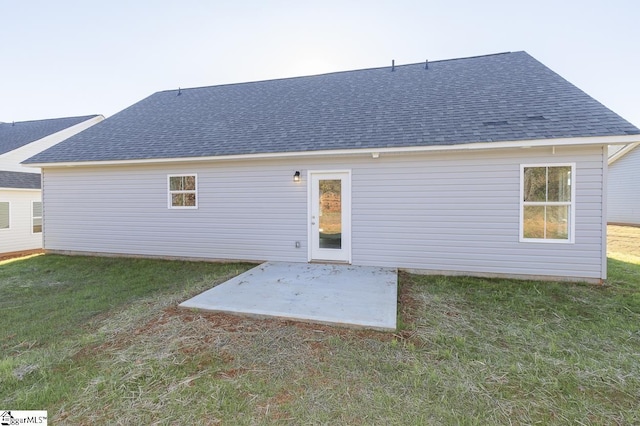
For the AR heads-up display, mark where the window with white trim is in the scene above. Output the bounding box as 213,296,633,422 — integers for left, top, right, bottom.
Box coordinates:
32,201,43,233
521,164,575,242
168,175,197,208
0,202,9,229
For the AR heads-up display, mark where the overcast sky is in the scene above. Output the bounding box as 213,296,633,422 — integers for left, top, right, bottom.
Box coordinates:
2,0,639,127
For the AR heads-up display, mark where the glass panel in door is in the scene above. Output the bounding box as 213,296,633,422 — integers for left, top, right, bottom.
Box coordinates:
319,179,342,249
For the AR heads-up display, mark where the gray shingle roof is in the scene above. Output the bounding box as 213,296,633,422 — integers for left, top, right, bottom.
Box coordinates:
0,171,41,189
0,115,99,156
25,52,639,164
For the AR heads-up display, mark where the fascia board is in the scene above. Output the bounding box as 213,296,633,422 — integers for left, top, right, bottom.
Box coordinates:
27,134,640,169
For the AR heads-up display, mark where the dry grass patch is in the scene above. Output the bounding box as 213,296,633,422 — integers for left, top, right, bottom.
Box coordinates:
608,224,640,262
57,305,402,424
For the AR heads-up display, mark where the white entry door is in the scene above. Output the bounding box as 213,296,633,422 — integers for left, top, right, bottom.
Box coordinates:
309,171,351,263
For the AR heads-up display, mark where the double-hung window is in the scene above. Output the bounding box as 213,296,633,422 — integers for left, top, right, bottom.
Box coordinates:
168,175,197,209
0,202,9,230
521,164,575,243
32,201,43,233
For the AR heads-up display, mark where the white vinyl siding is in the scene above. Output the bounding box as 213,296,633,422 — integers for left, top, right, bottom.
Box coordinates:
40,145,606,281
351,147,603,280
608,145,640,225
0,190,43,254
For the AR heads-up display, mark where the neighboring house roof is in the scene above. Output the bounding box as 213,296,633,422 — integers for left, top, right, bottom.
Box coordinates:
0,115,99,155
25,51,640,165
0,170,41,189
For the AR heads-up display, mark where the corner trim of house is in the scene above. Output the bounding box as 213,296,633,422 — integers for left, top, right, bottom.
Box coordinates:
601,146,608,281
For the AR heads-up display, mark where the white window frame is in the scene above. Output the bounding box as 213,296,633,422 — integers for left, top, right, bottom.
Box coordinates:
167,174,198,209
0,201,9,230
32,200,43,234
519,163,576,244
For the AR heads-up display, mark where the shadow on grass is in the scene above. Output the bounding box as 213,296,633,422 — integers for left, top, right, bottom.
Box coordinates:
607,257,640,287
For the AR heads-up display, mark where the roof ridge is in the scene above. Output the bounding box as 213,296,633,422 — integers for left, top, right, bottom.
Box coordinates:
158,51,518,95
416,51,515,65
389,51,515,71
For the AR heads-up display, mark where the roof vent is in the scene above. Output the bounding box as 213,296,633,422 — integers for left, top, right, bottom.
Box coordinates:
425,60,429,70
177,87,182,96
391,59,395,72
483,120,508,126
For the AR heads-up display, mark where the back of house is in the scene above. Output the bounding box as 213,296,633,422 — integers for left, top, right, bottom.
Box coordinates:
25,52,640,282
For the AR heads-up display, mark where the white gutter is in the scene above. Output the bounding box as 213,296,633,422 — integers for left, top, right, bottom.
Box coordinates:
25,133,640,168
0,187,40,192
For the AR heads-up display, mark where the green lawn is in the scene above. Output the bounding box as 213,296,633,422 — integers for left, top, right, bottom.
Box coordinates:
1,244,639,424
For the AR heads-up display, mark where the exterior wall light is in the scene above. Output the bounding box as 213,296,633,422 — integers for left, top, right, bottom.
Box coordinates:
293,171,301,182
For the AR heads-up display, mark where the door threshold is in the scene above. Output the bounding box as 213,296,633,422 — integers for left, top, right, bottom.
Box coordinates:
309,260,351,265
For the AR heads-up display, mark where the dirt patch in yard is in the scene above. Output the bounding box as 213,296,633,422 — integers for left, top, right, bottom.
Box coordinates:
167,307,399,341
0,249,44,262
75,281,419,367
80,273,421,370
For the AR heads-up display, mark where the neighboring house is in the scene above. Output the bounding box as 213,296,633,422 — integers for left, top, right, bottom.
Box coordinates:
608,142,640,225
0,115,104,255
25,52,640,283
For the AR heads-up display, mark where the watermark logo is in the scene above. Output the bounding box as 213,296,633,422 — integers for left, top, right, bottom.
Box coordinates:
0,411,47,425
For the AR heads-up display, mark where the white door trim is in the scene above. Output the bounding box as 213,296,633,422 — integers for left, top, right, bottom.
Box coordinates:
307,170,352,263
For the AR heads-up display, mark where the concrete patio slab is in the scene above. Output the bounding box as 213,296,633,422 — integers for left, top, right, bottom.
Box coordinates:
179,262,398,331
